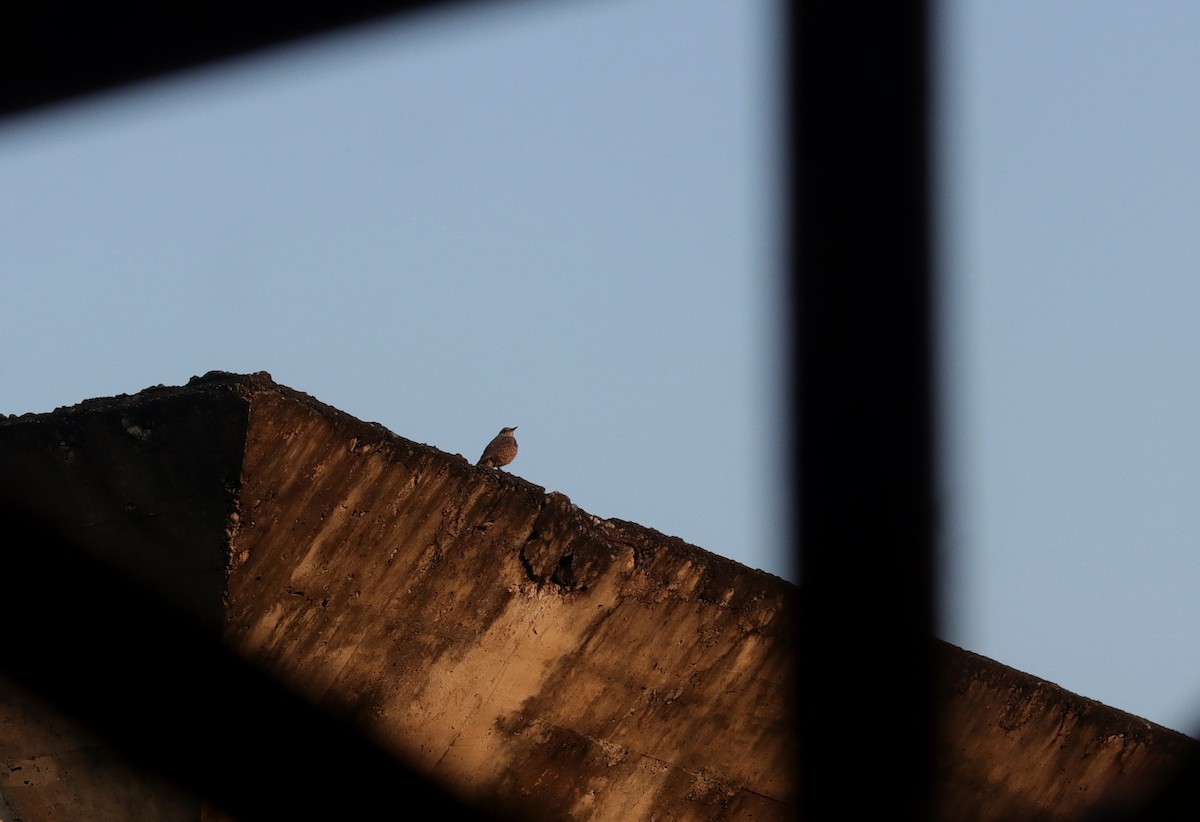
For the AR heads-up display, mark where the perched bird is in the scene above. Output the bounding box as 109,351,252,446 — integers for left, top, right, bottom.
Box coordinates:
478,426,518,469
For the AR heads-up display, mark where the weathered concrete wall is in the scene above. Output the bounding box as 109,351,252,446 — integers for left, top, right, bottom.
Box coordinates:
0,373,794,821
225,382,794,820
936,644,1196,821
2,371,1196,821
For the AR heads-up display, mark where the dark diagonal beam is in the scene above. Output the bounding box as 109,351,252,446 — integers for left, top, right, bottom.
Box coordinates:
0,1,478,119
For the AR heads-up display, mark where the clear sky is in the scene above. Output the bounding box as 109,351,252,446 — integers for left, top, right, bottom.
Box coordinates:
4,0,1200,740
939,2,1200,737
0,5,788,585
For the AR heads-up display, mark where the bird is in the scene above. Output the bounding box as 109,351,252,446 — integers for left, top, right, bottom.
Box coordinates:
477,426,518,469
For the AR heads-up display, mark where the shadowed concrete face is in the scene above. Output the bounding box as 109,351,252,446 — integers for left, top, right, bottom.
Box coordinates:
0,381,249,821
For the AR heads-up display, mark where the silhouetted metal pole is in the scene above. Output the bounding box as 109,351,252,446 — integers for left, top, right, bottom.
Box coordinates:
795,4,937,817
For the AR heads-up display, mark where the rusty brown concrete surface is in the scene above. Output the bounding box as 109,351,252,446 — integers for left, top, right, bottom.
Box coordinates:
224,382,795,820
935,644,1197,821
2,371,1197,821
0,372,794,821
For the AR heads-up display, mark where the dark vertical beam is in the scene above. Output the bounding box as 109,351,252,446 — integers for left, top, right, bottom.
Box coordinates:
795,3,936,817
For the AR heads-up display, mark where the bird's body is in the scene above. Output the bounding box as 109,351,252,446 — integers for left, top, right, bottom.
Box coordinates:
478,426,518,468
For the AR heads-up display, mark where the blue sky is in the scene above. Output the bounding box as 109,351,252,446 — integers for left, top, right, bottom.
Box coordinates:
5,0,1200,739
939,2,1200,735
0,4,786,588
